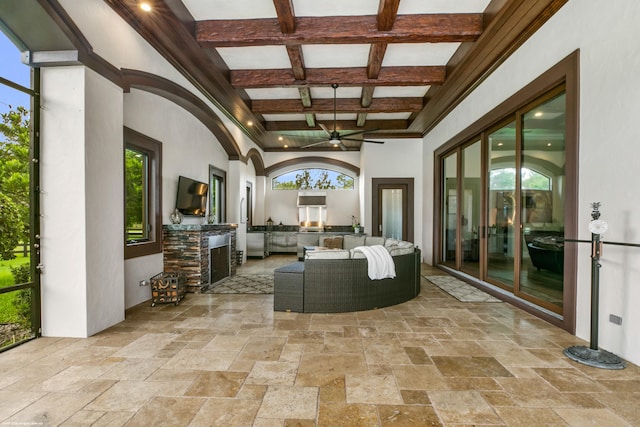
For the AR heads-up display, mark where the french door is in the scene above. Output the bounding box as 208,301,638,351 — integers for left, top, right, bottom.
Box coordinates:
438,87,569,316
372,178,414,241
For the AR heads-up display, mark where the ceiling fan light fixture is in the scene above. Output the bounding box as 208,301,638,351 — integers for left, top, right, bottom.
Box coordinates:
329,137,341,144
139,2,152,12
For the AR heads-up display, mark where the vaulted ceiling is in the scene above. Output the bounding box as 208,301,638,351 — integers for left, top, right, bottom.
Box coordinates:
73,1,569,151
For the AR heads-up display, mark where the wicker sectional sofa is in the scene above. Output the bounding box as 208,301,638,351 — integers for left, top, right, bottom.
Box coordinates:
274,235,421,313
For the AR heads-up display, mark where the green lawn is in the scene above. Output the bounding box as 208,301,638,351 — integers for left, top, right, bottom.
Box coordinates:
0,255,31,325
0,255,30,288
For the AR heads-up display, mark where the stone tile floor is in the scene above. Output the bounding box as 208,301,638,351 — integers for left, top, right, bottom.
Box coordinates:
1,260,639,426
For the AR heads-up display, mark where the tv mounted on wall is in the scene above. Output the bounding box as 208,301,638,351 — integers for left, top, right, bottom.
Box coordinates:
175,175,208,216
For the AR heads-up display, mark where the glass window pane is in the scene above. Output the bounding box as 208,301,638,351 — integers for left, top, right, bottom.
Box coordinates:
272,168,354,190
382,188,402,239
125,147,148,242
487,121,516,289
442,153,457,266
461,141,481,276
520,93,566,312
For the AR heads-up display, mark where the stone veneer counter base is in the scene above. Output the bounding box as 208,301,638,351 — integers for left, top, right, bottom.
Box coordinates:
163,224,237,293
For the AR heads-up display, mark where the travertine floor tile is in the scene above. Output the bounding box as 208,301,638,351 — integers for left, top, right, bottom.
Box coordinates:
124,396,206,427
185,370,247,397
429,390,502,424
189,398,261,426
553,408,632,427
1,269,639,426
317,402,379,426
246,361,298,385
256,385,318,419
378,404,443,426
346,374,403,404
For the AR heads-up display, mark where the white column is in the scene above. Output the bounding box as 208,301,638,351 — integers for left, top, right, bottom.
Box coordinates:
40,66,125,337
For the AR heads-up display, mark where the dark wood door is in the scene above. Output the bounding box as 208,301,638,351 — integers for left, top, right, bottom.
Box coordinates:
372,178,414,241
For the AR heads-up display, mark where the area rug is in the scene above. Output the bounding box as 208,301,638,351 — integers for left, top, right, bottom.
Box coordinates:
424,275,501,303
205,274,274,294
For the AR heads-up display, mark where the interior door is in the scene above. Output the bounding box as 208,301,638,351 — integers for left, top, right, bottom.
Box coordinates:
372,178,414,241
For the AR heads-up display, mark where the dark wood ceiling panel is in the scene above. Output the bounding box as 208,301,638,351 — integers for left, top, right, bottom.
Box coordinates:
252,97,422,114
196,14,483,47
231,66,446,88
265,119,410,132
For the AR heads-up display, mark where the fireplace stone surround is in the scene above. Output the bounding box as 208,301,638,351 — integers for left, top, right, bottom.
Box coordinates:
162,224,237,293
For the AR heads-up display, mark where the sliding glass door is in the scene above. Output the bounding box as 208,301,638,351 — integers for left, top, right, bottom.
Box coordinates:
518,92,566,311
442,154,457,267
437,86,568,316
460,141,481,277
486,120,517,290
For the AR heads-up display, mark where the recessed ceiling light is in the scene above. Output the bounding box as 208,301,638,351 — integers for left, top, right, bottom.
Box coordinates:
284,144,288,148
497,142,504,146
534,111,543,117
139,2,152,12
547,143,552,146
247,121,253,126
278,136,283,141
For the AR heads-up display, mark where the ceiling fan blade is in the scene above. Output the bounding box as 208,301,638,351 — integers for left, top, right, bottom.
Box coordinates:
338,142,347,151
318,123,331,136
301,140,330,148
341,137,385,144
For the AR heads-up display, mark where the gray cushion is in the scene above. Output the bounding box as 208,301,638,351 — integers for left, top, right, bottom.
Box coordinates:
305,249,351,260
343,234,366,250
365,236,385,246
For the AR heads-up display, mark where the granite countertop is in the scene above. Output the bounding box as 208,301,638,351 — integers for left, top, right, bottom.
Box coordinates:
247,225,356,233
164,223,238,230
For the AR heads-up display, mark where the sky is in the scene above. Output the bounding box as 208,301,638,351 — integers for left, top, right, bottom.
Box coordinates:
0,31,31,116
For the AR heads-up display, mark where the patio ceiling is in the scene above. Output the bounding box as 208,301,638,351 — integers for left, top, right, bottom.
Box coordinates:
106,0,566,151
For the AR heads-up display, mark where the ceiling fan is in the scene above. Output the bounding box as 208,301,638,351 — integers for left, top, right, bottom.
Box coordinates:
300,83,384,151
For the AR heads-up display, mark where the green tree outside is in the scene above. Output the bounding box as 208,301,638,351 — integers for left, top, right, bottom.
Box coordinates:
0,106,30,260
273,168,354,190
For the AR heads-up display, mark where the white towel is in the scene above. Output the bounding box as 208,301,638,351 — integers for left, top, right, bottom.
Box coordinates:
354,245,396,280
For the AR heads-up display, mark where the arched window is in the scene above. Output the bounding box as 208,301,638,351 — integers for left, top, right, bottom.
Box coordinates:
489,167,551,190
272,168,354,190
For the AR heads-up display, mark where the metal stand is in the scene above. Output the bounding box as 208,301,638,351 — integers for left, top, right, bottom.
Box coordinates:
563,204,625,369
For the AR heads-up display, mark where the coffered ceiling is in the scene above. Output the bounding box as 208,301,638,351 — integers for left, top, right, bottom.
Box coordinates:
74,1,568,151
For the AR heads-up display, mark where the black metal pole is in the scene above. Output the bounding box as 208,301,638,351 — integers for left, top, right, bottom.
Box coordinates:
590,233,601,351
563,202,625,369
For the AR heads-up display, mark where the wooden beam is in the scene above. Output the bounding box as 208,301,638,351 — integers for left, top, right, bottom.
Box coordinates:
356,113,368,127
286,45,306,80
367,42,387,79
410,0,568,134
298,86,312,107
252,97,423,114
305,113,316,127
265,119,409,132
377,0,400,31
196,14,483,47
361,86,375,107
272,0,296,33
231,66,446,87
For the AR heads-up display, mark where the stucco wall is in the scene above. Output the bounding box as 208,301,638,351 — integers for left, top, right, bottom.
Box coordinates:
422,0,640,364
40,66,125,337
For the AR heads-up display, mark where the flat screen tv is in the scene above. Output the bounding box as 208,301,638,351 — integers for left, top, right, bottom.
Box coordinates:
175,175,208,216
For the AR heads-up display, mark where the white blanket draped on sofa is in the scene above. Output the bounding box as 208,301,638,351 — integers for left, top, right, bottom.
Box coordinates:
353,245,396,280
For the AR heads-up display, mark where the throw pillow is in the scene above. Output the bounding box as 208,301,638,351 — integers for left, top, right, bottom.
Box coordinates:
324,236,344,249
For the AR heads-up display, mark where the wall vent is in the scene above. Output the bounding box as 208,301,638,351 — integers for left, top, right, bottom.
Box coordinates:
297,192,326,206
